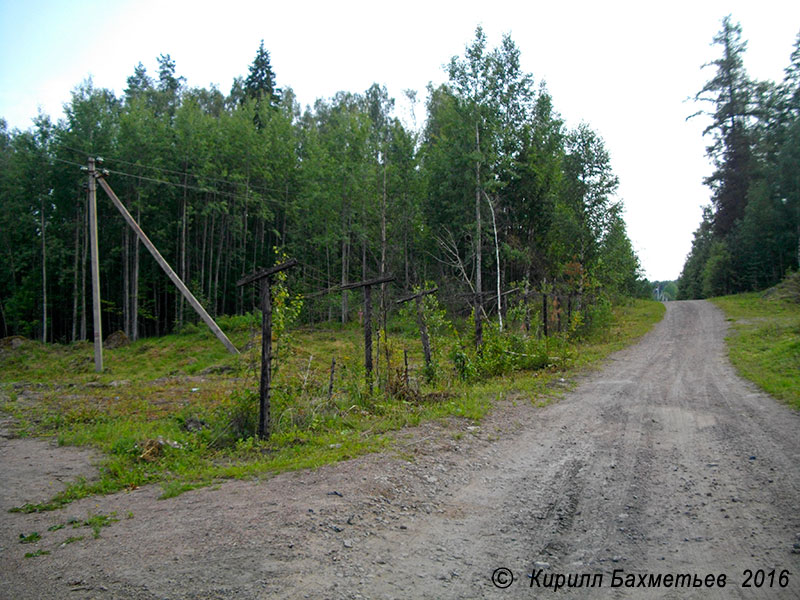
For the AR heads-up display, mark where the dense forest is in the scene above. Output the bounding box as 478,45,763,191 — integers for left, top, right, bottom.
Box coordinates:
679,17,800,298
0,28,647,344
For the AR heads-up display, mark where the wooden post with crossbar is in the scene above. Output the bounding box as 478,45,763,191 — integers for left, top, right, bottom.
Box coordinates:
237,258,299,438
339,275,395,392
396,287,438,372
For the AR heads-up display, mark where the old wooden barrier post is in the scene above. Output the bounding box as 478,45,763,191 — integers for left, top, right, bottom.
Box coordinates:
396,287,438,372
237,258,299,439
339,275,395,392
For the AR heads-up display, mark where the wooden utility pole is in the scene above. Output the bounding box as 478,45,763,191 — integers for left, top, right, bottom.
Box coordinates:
339,275,395,391
87,158,103,372
237,258,299,439
95,174,239,355
396,287,438,372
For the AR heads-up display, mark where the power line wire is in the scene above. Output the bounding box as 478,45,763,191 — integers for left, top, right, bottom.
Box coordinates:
53,154,300,212
58,143,292,199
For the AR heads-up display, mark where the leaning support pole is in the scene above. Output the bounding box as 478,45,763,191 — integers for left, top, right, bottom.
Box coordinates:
95,175,239,355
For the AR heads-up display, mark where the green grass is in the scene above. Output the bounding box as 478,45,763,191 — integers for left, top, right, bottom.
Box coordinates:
711,293,800,408
10,511,119,558
1,299,664,510
18,531,41,544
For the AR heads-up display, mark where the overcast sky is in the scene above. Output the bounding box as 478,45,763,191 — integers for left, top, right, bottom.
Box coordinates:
1,0,799,281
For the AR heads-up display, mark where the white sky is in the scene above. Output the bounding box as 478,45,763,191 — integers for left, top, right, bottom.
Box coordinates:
1,0,799,281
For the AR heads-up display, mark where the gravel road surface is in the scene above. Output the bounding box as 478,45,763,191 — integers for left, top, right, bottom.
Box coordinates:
2,299,799,599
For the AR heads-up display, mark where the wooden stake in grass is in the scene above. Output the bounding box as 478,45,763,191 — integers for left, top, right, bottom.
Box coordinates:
237,258,299,439
404,348,409,389
328,357,336,401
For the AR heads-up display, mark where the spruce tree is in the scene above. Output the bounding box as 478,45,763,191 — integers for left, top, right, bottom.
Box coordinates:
691,15,755,237
244,40,280,109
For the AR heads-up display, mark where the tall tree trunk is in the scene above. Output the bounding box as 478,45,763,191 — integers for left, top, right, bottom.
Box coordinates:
80,195,88,341
474,121,483,348
179,170,188,327
200,211,208,300
380,160,387,278
259,211,266,260
0,299,7,338
214,216,225,316
523,275,531,334
326,238,333,322
131,205,140,341
796,209,799,270
380,159,388,387
486,193,502,331
239,182,249,315
207,211,216,306
282,182,289,246
415,295,432,370
72,202,81,343
361,191,367,281
403,225,409,290
158,282,163,337
223,222,232,316
341,205,350,324
123,223,130,337
403,192,410,289
40,197,47,343
252,215,260,309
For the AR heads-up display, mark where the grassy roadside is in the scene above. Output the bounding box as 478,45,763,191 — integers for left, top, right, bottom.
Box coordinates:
0,299,664,511
711,293,800,409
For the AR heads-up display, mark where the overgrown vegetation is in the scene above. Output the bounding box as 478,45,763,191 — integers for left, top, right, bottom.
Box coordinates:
711,289,800,409
0,299,664,510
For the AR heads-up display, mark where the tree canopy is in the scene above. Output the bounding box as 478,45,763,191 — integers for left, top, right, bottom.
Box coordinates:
0,32,645,342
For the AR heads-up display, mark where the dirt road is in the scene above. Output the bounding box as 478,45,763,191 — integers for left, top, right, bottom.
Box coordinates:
2,300,799,599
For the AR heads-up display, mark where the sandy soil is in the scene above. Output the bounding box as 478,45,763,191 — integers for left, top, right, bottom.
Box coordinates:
1,300,799,599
